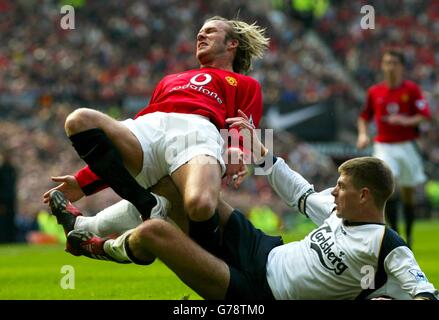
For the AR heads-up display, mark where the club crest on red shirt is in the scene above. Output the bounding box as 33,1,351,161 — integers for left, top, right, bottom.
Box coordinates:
225,76,237,86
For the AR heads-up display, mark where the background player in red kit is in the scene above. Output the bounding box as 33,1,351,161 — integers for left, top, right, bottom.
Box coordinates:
357,50,431,247
44,16,270,259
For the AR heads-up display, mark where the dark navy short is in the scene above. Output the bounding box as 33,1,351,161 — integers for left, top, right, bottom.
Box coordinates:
221,209,283,300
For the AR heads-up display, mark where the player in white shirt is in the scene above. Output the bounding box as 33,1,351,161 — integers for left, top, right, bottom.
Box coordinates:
59,111,438,300
262,156,435,300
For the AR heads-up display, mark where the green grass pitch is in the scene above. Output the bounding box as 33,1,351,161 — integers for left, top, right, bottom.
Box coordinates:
1,219,438,300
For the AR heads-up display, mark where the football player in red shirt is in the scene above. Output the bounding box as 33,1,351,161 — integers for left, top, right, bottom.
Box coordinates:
44,16,269,261
357,50,431,247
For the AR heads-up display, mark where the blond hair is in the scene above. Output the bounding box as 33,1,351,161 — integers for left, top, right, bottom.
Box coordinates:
205,16,270,74
338,157,395,209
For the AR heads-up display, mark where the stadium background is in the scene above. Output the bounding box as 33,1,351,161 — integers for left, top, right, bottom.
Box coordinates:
0,0,438,299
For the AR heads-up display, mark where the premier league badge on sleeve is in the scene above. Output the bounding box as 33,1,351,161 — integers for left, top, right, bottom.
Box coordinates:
408,269,428,283
415,99,427,110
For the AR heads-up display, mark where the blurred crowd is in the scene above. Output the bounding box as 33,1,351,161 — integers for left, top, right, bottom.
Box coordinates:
0,0,438,239
0,0,349,115
319,1,439,95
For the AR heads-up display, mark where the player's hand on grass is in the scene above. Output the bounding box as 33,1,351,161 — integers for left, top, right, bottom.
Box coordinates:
43,175,85,204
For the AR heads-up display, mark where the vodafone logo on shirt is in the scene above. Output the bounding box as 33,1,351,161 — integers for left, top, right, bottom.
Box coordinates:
190,73,212,85
169,73,223,104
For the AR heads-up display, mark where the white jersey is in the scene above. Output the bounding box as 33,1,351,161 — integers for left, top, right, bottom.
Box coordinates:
262,156,438,300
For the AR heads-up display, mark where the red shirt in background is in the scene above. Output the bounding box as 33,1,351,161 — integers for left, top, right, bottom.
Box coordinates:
359,80,431,143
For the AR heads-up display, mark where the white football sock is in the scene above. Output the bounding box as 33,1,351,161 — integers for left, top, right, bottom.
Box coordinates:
74,194,171,237
75,200,143,237
102,194,172,264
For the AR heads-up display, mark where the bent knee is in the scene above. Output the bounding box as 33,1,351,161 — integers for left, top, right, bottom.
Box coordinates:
65,108,102,135
184,193,217,221
128,220,169,263
132,219,169,246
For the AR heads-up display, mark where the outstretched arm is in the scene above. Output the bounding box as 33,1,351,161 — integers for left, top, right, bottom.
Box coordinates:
43,164,110,204
227,110,334,225
43,162,111,204
43,175,85,204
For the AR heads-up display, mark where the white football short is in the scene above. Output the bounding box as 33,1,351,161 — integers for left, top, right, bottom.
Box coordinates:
121,112,225,189
373,141,426,187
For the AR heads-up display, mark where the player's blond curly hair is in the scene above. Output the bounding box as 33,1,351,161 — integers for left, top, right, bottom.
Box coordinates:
205,16,270,75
